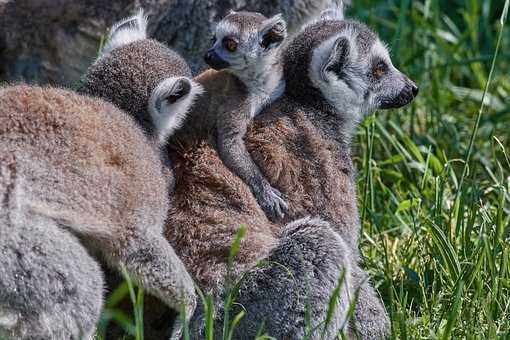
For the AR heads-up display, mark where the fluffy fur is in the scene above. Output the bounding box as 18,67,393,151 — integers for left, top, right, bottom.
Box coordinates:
101,9,148,57
148,76,204,144
80,16,200,145
0,86,196,339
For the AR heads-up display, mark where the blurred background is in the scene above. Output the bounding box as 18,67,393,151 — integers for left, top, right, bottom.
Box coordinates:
1,0,509,338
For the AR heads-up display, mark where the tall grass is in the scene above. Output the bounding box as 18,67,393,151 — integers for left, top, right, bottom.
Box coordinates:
100,1,510,338
355,0,510,338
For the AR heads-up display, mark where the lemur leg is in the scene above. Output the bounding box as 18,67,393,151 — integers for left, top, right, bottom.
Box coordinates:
191,217,353,340
104,230,197,325
216,112,288,221
349,265,390,339
0,216,103,340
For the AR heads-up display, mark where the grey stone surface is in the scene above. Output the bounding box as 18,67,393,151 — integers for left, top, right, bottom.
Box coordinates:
0,0,335,86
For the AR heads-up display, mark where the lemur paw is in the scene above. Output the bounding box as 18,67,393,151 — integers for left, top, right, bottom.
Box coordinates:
257,183,289,221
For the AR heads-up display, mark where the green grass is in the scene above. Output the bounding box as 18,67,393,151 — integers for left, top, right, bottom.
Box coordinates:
100,0,510,338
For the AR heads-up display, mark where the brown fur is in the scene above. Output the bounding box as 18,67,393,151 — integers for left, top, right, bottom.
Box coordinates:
0,85,165,237
247,99,360,250
165,94,358,297
167,141,277,296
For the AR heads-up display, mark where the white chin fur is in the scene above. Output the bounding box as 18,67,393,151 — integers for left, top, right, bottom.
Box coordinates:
149,78,204,145
101,9,148,57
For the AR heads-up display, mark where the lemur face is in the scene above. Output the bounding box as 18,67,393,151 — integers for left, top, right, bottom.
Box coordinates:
309,21,418,117
204,11,287,73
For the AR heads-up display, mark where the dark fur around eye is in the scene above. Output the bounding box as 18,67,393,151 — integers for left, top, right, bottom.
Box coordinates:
222,37,238,52
373,61,388,78
211,36,217,44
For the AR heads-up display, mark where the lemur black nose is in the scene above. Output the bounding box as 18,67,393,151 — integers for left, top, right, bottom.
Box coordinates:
411,84,419,97
204,50,213,63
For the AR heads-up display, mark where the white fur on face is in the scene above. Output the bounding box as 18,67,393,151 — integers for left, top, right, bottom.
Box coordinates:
148,77,204,145
371,40,391,63
215,20,241,41
309,32,367,140
101,9,148,57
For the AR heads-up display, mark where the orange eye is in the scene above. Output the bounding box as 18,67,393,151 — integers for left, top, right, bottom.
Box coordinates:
223,38,238,52
373,61,387,78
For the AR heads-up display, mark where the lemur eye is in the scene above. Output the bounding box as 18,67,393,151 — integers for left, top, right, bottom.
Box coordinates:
373,61,388,78
223,38,238,52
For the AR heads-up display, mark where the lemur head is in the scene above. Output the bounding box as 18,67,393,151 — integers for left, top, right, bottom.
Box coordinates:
283,11,418,133
80,10,203,144
204,11,287,77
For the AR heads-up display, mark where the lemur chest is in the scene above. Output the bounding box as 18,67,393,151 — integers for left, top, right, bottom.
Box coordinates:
245,78,285,118
247,93,271,118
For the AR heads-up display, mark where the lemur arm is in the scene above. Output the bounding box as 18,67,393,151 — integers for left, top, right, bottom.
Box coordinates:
216,108,288,220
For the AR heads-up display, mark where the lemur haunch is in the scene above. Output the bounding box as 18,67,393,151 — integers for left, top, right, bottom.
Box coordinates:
0,85,194,340
171,11,289,221
0,13,201,340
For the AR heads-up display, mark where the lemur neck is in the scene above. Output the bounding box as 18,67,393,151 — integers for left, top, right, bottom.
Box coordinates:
235,58,285,117
300,98,360,147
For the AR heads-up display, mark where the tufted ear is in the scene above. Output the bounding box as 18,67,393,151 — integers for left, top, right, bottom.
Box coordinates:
101,9,148,56
148,77,204,144
319,0,351,21
322,36,350,80
259,14,287,50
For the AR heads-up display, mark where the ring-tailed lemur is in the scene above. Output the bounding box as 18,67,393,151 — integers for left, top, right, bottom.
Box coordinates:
170,11,289,221
0,12,201,340
234,7,418,339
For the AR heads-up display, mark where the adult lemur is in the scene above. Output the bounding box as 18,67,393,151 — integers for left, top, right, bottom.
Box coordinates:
172,6,418,339
0,12,201,339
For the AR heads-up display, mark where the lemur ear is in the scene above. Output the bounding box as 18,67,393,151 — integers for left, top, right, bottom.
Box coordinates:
101,9,148,57
148,77,204,144
319,0,351,21
322,36,350,79
259,14,287,50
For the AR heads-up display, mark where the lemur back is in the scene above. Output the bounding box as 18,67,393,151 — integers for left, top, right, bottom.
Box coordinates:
170,11,289,220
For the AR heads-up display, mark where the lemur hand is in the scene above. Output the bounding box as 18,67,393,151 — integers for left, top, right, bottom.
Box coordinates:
257,182,289,221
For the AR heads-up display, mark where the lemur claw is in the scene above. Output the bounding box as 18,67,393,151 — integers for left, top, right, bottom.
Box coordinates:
258,184,289,221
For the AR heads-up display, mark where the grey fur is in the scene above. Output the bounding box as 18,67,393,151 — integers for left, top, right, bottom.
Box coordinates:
0,84,195,340
0,161,103,339
79,11,203,146
190,217,354,339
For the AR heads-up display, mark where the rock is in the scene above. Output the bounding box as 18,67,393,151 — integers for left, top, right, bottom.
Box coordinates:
1,0,335,86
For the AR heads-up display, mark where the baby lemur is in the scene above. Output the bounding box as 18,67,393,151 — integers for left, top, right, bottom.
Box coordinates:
171,11,289,220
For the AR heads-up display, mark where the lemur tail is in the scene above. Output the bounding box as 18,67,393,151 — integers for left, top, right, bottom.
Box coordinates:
101,8,149,56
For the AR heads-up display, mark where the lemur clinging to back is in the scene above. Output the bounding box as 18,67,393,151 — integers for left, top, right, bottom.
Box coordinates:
170,11,289,220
